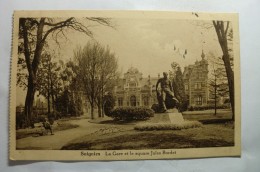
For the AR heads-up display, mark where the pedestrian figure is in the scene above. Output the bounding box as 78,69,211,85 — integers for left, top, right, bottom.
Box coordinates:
42,118,54,135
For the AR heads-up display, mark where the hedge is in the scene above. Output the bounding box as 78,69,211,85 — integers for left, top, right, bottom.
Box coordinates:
188,104,231,111
109,107,154,121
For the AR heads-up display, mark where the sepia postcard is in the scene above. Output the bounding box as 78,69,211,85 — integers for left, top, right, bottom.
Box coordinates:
9,10,241,160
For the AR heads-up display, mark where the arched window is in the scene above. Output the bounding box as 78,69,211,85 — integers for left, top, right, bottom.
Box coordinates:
130,95,136,107
118,97,123,106
143,96,149,106
185,84,188,91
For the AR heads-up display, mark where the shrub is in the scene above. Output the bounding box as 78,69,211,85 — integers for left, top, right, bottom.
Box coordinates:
178,100,189,112
104,93,115,116
151,104,160,113
189,106,194,111
109,107,154,121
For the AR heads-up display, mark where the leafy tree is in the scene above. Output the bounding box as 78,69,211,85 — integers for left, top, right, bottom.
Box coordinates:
54,89,69,117
18,17,112,125
103,92,116,116
56,60,84,117
37,52,63,117
171,62,188,111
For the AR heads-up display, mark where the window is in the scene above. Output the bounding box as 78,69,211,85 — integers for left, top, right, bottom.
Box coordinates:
185,84,188,91
129,82,137,87
143,96,149,106
118,97,123,106
195,82,202,90
196,96,202,105
197,72,201,79
130,96,136,107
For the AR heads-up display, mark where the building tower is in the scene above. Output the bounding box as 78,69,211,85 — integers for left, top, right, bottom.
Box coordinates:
183,50,209,106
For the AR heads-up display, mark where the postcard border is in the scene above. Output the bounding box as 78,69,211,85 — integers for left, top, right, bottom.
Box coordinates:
9,10,241,161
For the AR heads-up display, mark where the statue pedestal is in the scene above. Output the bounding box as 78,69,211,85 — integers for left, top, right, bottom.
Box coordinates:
167,112,184,124
135,108,202,131
165,108,184,124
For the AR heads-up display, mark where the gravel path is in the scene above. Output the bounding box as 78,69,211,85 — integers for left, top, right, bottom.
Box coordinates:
16,117,104,150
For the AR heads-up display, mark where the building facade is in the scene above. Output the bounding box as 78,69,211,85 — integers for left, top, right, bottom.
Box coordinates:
183,50,209,106
113,67,159,108
114,51,209,108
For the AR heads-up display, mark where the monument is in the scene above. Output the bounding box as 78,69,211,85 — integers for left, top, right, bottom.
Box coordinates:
153,72,184,123
155,72,179,112
135,72,202,130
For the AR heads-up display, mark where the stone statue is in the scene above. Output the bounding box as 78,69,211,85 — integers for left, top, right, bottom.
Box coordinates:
156,72,179,112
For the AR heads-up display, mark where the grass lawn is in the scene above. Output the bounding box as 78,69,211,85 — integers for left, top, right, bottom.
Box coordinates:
61,122,234,150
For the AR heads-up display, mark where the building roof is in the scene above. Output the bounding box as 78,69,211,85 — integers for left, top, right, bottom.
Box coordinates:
115,76,158,91
183,50,208,80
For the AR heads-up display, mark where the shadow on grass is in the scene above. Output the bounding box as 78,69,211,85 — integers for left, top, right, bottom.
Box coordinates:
61,131,234,150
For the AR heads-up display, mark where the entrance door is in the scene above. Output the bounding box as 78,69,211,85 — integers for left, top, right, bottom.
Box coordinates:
130,95,136,107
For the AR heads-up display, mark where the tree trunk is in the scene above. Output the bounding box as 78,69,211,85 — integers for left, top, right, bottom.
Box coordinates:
102,103,105,118
47,70,51,115
222,54,235,120
21,18,45,126
51,93,56,118
90,101,94,119
214,83,217,116
98,105,102,118
98,101,102,118
47,89,50,115
96,96,102,118
24,75,35,127
101,86,104,118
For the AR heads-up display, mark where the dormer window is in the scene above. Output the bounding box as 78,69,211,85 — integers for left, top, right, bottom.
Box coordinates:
129,82,137,87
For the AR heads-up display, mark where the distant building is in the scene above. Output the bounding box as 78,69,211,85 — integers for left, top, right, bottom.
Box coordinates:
113,67,159,108
33,98,48,116
183,50,209,106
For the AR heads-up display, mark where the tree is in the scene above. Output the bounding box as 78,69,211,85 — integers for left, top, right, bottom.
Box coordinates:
191,13,235,120
209,64,229,115
37,52,63,117
95,47,118,117
103,92,116,116
54,60,85,117
213,21,235,120
171,62,188,111
18,17,112,125
74,41,118,119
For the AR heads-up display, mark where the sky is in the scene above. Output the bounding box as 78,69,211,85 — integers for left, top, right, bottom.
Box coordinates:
16,17,225,105
53,18,223,77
